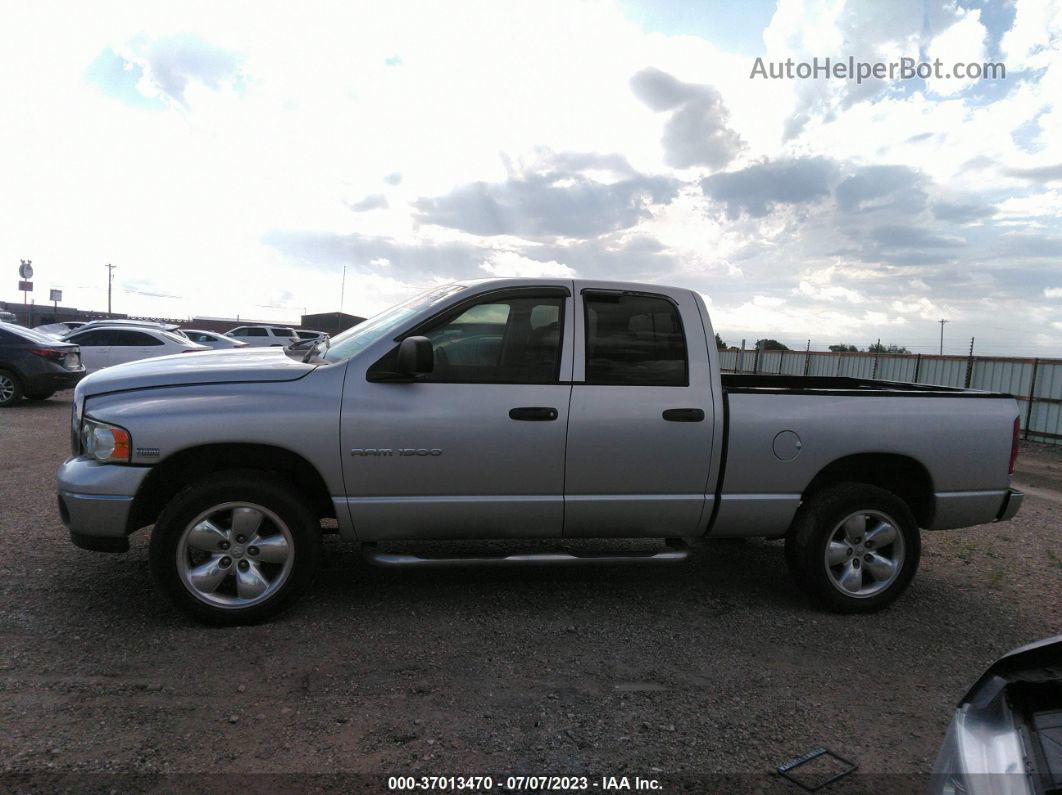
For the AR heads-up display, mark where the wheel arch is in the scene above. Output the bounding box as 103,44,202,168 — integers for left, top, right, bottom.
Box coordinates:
801,453,935,528
128,443,334,533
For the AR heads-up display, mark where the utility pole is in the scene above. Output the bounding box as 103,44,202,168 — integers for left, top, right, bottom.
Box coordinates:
340,265,347,314
106,263,117,314
938,319,948,355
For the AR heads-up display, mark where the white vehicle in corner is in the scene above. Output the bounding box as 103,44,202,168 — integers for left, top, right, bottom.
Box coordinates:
182,329,250,350
226,325,299,347
64,325,208,373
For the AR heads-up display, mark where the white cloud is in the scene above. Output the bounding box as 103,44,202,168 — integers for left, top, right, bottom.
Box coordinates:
925,10,987,97
479,251,576,278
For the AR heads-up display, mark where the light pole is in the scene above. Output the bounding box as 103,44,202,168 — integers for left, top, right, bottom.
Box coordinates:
340,265,347,314
106,263,117,314
938,318,948,355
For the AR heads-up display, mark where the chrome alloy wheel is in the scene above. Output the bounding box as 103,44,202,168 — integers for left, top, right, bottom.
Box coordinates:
176,502,294,608
824,510,905,598
0,374,16,403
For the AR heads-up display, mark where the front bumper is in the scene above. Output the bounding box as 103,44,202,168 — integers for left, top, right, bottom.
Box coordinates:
56,457,151,551
995,488,1024,523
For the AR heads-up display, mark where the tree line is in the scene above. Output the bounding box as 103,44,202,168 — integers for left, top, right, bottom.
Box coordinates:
714,334,910,354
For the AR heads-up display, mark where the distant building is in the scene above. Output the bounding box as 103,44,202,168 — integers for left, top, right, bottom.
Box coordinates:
300,311,365,336
0,301,133,328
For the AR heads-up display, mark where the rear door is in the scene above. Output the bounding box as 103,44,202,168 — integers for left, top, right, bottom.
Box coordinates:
563,286,715,537
65,329,113,372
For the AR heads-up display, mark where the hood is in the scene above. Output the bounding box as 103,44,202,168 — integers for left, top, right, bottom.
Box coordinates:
959,634,1062,707
76,347,318,397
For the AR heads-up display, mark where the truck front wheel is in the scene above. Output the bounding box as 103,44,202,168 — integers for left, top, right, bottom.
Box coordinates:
785,483,921,613
149,472,322,625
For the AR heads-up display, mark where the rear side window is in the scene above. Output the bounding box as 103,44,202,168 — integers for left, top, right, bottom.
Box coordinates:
584,293,687,386
112,330,164,346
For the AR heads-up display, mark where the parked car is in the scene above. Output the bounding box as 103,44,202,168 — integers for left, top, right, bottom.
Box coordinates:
63,325,208,372
932,635,1061,793
0,309,16,322
58,278,1024,624
34,321,87,337
65,318,191,341
181,329,250,349
225,325,299,347
0,321,85,406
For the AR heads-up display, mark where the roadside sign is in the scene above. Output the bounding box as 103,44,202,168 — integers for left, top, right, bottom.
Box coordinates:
18,260,33,279
49,289,62,302
18,280,33,292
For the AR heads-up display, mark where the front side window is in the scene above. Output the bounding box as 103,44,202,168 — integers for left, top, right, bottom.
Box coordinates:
69,330,114,346
245,328,268,337
416,294,565,384
584,293,687,386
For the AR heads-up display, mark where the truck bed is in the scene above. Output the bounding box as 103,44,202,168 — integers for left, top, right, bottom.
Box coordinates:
721,374,1013,398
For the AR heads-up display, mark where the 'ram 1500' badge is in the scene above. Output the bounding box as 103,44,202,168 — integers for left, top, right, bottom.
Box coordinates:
350,448,443,457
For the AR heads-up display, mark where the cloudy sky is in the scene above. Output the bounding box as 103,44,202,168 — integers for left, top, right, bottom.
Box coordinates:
2,0,1060,354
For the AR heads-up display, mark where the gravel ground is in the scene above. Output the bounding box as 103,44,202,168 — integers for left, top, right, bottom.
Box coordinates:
1,394,1059,792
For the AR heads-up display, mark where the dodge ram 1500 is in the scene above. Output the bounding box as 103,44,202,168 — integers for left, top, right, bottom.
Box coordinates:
57,278,1024,624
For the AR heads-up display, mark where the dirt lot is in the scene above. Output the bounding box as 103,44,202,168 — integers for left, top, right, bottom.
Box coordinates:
1,394,1059,792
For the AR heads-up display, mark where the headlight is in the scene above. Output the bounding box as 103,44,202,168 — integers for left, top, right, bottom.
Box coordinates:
80,417,132,463
931,702,1030,795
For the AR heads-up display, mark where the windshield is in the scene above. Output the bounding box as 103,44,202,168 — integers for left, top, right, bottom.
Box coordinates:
321,284,466,363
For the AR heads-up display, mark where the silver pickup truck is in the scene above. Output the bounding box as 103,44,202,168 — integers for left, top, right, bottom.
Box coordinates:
57,278,1024,624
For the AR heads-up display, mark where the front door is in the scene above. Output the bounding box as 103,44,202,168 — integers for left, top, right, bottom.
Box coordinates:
340,286,574,540
563,285,716,537
66,329,112,372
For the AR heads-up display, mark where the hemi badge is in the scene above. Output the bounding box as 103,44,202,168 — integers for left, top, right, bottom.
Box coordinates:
136,448,161,458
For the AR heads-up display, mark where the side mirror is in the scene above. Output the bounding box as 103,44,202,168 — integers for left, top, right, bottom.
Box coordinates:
396,336,434,376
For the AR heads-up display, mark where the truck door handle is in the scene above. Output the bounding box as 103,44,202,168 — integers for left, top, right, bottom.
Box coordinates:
662,408,705,422
509,407,559,421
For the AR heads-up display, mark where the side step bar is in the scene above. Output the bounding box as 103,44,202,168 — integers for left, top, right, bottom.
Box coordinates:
362,540,690,568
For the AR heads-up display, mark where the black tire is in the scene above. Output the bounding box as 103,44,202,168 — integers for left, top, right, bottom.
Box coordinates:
0,369,24,407
785,483,921,613
149,471,322,626
24,389,57,401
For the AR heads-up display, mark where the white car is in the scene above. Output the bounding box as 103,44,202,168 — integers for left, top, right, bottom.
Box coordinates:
34,321,87,338
225,325,299,347
64,325,208,373
65,319,191,341
182,329,250,349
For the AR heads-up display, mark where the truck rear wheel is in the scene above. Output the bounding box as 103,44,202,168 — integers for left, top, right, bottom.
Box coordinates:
149,472,322,625
785,483,920,613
